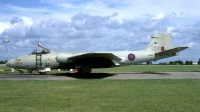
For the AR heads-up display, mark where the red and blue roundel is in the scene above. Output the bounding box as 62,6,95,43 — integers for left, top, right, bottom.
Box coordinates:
128,53,135,61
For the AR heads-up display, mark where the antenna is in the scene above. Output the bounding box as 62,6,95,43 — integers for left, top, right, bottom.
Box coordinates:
3,40,10,61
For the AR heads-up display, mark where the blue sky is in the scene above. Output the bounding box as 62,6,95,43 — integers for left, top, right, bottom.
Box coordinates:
0,0,200,63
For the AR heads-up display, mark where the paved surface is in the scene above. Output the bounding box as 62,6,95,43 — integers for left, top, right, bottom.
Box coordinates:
0,72,200,80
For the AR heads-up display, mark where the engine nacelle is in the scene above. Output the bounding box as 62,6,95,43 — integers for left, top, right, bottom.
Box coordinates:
56,53,70,63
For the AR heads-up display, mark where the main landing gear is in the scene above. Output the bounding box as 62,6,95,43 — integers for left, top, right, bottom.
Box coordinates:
74,65,92,74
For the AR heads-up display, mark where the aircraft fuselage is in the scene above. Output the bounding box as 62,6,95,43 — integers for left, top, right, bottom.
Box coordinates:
6,33,187,73
6,51,161,70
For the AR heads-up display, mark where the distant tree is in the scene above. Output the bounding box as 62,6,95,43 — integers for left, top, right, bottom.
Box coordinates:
0,61,4,64
185,61,189,65
198,58,200,65
174,61,178,65
169,61,173,65
178,60,183,65
0,61,7,64
189,61,193,65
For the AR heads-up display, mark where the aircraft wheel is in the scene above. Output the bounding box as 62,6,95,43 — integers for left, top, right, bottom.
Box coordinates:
39,72,46,75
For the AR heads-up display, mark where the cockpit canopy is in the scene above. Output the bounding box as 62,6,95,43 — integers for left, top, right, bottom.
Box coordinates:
31,49,38,54
31,41,51,54
38,42,51,53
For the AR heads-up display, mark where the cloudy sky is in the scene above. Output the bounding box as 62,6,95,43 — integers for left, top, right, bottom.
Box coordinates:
0,0,200,63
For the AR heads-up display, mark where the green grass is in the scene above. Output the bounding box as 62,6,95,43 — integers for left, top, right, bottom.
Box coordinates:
92,65,200,73
0,65,200,74
0,80,200,112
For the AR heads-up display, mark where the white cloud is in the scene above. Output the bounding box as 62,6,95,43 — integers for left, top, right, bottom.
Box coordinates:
40,0,200,19
186,42,196,48
21,17,34,27
152,13,165,20
0,22,11,33
16,39,30,47
0,0,200,62
129,33,134,36
167,26,175,33
1,12,196,52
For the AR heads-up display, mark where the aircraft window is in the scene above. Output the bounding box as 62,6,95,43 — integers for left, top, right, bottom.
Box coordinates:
18,59,21,61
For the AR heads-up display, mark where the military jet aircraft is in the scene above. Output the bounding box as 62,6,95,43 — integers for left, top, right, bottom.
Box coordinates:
6,33,188,74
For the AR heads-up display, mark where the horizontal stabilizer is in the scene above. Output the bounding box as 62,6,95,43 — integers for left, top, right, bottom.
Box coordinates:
155,47,188,56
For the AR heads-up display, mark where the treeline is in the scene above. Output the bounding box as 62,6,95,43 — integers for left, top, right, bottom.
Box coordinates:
169,60,191,65
162,60,200,65
0,61,6,64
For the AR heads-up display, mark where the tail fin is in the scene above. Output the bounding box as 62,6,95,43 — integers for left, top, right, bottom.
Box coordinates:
144,33,174,52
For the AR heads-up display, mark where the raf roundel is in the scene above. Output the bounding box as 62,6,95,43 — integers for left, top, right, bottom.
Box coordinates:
128,53,135,61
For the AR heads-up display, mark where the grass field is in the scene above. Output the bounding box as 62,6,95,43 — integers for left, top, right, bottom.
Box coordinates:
0,80,200,112
0,65,200,111
92,65,200,72
0,65,200,74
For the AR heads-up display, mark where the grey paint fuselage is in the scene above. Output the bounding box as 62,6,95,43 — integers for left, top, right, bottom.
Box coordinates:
7,50,161,70
6,33,186,71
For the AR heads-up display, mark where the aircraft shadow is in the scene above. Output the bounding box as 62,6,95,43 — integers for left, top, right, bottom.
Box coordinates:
53,73,116,79
53,72,171,79
3,72,171,80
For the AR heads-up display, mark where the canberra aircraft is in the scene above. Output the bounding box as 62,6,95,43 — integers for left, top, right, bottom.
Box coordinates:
6,33,188,74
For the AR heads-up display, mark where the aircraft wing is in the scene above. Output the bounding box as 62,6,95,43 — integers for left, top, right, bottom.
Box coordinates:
65,52,122,67
155,47,188,56
68,52,122,61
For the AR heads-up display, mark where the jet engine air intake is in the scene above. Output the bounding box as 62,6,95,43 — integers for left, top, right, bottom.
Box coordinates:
56,53,70,63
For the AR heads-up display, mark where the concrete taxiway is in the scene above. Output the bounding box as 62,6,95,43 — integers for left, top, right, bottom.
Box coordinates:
0,72,200,80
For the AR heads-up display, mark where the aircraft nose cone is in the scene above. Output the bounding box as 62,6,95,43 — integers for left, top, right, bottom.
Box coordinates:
6,58,16,67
